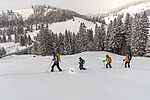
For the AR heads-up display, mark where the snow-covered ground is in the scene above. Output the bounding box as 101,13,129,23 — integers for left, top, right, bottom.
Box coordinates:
0,51,150,100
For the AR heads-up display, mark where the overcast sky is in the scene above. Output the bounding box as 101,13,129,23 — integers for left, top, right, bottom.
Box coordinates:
0,0,138,14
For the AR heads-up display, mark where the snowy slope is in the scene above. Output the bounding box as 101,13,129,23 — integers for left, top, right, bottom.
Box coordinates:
49,17,98,34
104,1,150,24
0,51,150,100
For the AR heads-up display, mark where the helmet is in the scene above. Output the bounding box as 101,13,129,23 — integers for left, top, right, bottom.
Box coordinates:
79,57,82,59
106,55,109,58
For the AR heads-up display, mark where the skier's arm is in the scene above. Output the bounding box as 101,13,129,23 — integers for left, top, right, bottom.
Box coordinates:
103,59,107,62
124,56,127,61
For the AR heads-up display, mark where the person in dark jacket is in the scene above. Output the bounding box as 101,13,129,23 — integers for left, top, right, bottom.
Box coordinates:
79,57,86,70
51,52,62,72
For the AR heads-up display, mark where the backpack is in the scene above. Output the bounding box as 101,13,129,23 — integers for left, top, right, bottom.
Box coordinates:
109,57,112,63
82,59,85,64
128,56,131,61
56,54,61,62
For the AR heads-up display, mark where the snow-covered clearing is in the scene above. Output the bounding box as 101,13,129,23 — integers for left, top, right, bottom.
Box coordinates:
0,51,150,100
48,17,99,34
0,42,28,54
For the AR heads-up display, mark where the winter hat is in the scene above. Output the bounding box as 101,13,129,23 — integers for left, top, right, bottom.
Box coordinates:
106,55,109,58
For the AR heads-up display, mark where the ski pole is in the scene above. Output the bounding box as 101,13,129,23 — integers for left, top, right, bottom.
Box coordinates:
122,61,124,67
46,60,53,72
103,62,105,68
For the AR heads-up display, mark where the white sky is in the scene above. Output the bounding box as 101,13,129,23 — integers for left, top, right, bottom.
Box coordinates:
0,0,139,14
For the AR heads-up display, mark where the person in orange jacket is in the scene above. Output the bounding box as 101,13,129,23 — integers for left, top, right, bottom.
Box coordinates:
123,54,131,68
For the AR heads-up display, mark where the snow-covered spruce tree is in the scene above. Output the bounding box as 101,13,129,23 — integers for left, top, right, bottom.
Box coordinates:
24,34,28,46
63,30,73,55
15,33,19,43
8,34,12,42
30,25,33,32
87,28,94,42
6,26,13,35
86,29,94,51
146,38,150,57
94,24,101,51
122,13,133,55
100,23,106,51
27,35,32,46
24,29,27,34
51,32,59,53
79,23,93,51
138,12,149,56
19,35,25,46
111,15,124,55
75,31,84,53
82,30,90,51
79,23,86,33
26,25,30,32
131,12,149,56
0,36,2,43
131,13,140,56
32,41,38,55
37,28,54,56
142,11,149,56
94,23,106,51
17,26,24,35
75,23,88,53
105,20,113,52
2,34,7,43
57,32,64,55
36,24,38,30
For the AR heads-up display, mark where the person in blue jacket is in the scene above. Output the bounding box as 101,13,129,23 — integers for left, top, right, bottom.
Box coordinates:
51,52,62,72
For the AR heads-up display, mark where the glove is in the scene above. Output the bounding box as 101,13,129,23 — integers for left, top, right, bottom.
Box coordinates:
123,60,125,61
52,59,55,61
103,60,105,62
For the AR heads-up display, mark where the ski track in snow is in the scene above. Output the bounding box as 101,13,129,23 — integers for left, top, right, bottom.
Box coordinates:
0,51,150,100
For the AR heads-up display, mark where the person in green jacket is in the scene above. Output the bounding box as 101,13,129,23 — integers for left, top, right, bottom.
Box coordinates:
103,55,112,68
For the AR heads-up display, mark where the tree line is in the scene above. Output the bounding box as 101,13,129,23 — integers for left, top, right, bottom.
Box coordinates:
36,11,149,57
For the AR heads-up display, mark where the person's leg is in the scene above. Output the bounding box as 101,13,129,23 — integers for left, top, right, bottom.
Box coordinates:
106,63,109,68
81,64,84,70
82,64,86,70
56,62,62,71
51,63,56,72
128,62,130,68
109,63,112,68
79,64,82,70
125,61,127,68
